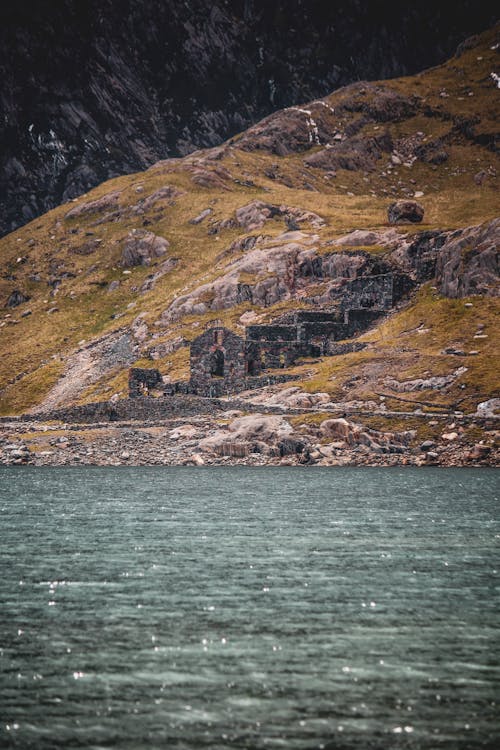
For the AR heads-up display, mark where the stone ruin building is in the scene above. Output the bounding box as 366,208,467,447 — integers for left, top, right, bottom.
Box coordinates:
129,270,414,398
190,327,247,396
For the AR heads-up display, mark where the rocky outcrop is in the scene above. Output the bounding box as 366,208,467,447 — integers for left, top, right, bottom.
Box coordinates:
196,412,417,461
65,186,180,226
339,84,419,123
158,213,497,327
236,82,418,157
237,103,339,156
389,230,449,282
385,367,468,392
388,200,425,224
212,201,325,233
120,230,170,268
304,132,392,172
199,414,295,456
5,290,30,308
386,219,499,293
64,190,122,220
475,398,500,417
415,138,449,165
318,417,414,453
189,208,212,225
127,186,181,217
160,240,381,320
435,218,500,297
1,1,493,236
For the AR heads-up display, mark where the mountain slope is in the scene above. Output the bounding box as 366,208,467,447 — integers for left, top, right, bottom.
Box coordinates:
0,1,496,236
0,25,499,426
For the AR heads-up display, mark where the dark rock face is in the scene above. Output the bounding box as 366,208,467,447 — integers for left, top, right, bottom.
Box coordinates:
391,230,449,281
388,200,425,224
388,219,499,295
436,218,500,297
0,1,495,236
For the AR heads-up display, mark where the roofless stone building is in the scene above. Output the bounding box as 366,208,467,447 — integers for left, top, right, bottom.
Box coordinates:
129,270,414,398
190,327,246,396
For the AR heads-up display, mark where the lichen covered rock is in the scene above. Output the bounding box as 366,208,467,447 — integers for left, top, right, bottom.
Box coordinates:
120,230,170,268
388,200,425,224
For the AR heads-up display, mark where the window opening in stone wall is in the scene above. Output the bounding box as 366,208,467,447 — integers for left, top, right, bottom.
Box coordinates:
210,349,224,377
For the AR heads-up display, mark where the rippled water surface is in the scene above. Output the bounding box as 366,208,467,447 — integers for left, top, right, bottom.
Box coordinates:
1,466,499,749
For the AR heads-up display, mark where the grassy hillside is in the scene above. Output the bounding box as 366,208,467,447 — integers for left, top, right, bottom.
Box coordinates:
0,25,498,416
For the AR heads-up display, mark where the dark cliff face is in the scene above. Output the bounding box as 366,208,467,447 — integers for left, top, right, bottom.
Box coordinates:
0,0,495,237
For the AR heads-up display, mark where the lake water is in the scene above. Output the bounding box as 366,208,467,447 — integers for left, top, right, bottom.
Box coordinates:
0,467,499,749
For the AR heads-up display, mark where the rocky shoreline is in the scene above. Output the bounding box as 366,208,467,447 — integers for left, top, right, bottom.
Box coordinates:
1,402,498,468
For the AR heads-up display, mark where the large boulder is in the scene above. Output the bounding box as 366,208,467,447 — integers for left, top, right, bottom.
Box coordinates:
199,415,295,455
435,218,499,297
388,200,424,224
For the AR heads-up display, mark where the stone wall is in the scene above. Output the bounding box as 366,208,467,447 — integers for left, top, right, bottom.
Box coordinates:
246,339,316,375
324,341,367,356
345,309,383,333
187,300,393,393
129,367,163,398
335,272,414,311
293,310,342,324
297,321,350,344
246,325,298,342
337,273,395,311
190,327,246,396
29,395,225,424
188,371,298,397
244,324,313,373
